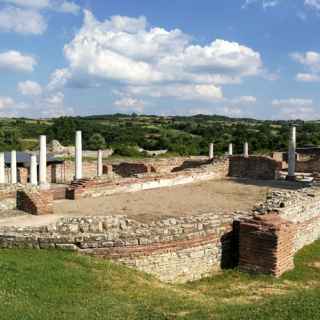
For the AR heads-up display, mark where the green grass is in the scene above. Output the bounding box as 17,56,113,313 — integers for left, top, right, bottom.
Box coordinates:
1,241,320,320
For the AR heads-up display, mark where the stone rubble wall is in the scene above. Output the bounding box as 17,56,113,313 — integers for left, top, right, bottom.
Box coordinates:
229,156,283,180
0,213,235,283
254,187,320,252
67,158,230,200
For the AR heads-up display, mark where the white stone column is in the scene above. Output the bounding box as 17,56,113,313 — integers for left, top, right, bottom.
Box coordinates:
0,152,5,184
75,130,83,180
209,143,214,160
39,135,47,186
30,154,38,185
288,126,296,178
11,150,17,184
228,143,233,156
243,142,249,158
97,150,103,177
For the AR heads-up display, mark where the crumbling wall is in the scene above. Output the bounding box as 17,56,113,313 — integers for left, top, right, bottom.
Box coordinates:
0,213,235,283
296,157,320,173
67,158,229,200
229,156,283,180
16,189,53,215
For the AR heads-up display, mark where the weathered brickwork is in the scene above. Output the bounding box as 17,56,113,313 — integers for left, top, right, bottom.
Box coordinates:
16,189,54,215
239,214,296,277
229,156,283,180
296,157,320,173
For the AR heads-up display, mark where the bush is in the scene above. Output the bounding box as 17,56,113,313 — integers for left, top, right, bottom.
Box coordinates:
113,144,142,157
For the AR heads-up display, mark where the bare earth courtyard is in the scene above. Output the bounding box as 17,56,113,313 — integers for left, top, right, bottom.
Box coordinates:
0,178,299,227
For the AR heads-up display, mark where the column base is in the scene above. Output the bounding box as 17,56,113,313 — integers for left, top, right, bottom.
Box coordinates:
286,175,296,182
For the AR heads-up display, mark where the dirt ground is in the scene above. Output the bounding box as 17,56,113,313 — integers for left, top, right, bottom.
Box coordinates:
0,178,300,227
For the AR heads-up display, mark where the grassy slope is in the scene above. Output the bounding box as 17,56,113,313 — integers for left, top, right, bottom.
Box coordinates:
0,241,320,320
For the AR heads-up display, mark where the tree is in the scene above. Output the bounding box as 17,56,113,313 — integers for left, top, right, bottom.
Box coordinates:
88,133,106,150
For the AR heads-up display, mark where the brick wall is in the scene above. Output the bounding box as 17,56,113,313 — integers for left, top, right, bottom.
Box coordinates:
16,189,54,215
229,156,283,180
239,214,296,277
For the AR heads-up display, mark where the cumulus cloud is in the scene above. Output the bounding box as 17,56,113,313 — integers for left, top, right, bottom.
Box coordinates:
0,7,47,34
272,98,316,119
0,96,14,109
305,0,320,10
18,80,42,96
0,51,36,72
291,51,320,82
0,0,80,14
52,10,262,105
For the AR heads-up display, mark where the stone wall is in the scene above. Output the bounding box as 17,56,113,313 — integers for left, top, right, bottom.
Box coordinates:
0,213,235,283
296,157,320,173
229,156,283,180
67,158,229,200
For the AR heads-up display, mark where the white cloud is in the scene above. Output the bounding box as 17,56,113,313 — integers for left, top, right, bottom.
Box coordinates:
291,51,320,71
0,0,80,14
295,73,320,82
0,51,36,72
0,0,50,9
305,0,320,10
291,51,320,82
272,98,313,107
126,84,223,101
0,7,47,34
45,92,64,104
53,10,262,105
0,96,14,109
242,0,280,9
272,98,316,119
56,1,80,15
114,97,145,112
18,80,42,96
230,96,257,104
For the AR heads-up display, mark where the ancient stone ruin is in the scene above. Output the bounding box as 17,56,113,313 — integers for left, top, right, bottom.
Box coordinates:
1,126,320,283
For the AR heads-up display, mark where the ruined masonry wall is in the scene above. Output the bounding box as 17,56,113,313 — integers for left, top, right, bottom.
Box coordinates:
68,159,230,200
0,213,234,283
229,156,283,180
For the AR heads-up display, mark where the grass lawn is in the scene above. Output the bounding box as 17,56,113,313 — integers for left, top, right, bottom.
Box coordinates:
1,241,320,320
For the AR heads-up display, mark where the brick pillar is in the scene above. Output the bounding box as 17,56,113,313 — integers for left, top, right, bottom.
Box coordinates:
239,214,296,277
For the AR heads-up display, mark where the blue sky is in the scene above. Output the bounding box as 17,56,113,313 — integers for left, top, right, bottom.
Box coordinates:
1,0,320,119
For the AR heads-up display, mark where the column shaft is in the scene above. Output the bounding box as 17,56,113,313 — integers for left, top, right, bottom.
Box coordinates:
0,152,5,184
97,150,103,177
11,150,17,184
288,126,296,178
39,135,47,186
75,131,83,180
30,154,38,185
243,142,249,158
209,143,214,160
